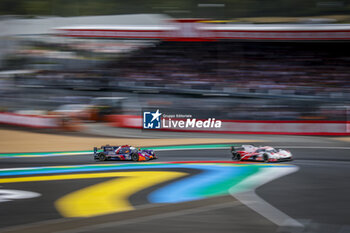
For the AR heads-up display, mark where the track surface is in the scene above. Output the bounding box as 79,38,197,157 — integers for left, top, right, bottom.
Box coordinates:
0,140,350,233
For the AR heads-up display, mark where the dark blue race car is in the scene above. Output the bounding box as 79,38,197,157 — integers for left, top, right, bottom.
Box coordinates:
93,145,157,162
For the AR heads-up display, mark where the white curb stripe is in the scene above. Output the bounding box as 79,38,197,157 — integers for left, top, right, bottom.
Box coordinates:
229,166,303,228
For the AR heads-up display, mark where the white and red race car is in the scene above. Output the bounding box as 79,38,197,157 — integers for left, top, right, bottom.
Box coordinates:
231,145,293,162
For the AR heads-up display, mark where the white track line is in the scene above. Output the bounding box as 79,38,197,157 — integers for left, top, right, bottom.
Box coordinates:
2,145,350,159
229,166,304,228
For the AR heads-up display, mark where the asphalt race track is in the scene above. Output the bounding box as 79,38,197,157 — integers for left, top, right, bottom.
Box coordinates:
0,139,350,233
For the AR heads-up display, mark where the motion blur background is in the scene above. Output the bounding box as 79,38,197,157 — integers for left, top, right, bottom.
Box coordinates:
0,0,350,131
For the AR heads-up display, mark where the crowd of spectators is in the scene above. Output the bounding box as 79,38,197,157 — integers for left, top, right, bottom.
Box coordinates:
8,41,350,120
112,41,350,98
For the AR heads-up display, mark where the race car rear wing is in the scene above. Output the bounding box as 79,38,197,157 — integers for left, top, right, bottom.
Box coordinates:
231,146,245,152
93,145,117,154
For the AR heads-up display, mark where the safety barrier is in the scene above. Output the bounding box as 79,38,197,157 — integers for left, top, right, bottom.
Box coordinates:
0,112,58,128
107,115,350,135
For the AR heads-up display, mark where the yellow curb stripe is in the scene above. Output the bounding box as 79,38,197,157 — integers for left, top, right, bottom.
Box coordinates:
0,171,187,217
53,171,186,217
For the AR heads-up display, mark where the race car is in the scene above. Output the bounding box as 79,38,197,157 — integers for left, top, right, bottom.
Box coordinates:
93,145,157,162
231,145,293,162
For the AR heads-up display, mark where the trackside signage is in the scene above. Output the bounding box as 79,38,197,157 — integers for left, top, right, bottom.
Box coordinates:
143,109,222,130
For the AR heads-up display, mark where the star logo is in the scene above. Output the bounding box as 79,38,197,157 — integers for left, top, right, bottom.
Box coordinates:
151,109,162,122
143,109,162,129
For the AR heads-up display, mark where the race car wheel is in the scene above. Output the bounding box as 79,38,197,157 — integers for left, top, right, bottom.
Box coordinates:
98,153,106,161
263,154,269,162
131,153,139,162
232,152,241,161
